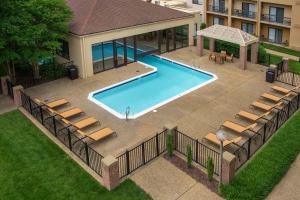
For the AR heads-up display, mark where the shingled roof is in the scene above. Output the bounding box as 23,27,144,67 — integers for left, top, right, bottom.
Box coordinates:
66,0,193,36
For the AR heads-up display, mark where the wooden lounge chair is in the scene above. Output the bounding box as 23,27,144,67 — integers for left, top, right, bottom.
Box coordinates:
260,93,292,102
77,128,115,142
48,107,83,119
251,101,283,111
236,111,271,121
222,121,257,133
62,117,98,130
226,53,234,62
35,98,68,109
271,85,300,94
205,132,243,147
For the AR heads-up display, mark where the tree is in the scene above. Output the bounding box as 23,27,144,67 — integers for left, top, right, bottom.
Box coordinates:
0,0,72,82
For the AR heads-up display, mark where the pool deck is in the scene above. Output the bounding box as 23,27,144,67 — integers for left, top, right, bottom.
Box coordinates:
25,46,280,156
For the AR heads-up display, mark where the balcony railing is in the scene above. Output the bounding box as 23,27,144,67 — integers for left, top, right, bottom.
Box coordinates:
232,9,256,19
261,14,291,26
208,5,228,14
260,36,289,46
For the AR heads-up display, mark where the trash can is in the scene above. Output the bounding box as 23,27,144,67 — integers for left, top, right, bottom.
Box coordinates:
67,65,78,80
266,69,275,83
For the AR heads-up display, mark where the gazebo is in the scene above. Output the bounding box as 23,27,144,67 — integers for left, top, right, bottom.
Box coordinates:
197,25,259,69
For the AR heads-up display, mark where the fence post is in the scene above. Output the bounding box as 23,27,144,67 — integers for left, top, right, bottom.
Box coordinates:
263,123,267,144
282,57,289,72
67,129,72,151
85,142,90,166
297,93,300,109
156,133,159,156
39,106,44,125
52,116,57,137
292,73,295,86
276,111,280,130
29,98,33,114
12,85,24,106
164,123,178,150
195,139,199,163
102,155,120,191
222,151,236,184
126,150,130,175
247,138,251,159
142,142,145,164
0,76,10,96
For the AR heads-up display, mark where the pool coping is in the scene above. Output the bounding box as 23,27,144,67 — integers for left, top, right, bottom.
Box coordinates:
88,54,218,119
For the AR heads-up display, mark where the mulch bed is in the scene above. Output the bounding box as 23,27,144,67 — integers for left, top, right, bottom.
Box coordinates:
163,153,219,194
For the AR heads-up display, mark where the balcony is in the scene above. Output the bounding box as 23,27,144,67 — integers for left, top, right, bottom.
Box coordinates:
232,9,256,20
261,14,291,26
207,5,228,14
260,36,289,46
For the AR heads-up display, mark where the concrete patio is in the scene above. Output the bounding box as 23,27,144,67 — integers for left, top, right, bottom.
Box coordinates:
24,46,276,156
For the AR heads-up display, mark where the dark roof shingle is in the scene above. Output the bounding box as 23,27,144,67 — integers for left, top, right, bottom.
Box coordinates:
66,0,193,35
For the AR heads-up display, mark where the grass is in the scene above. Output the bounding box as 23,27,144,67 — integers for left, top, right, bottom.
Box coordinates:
0,110,151,200
220,110,300,200
261,43,300,57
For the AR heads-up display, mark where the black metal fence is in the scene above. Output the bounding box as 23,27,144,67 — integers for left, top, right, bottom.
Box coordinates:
6,79,14,99
20,91,104,177
117,129,168,178
233,93,300,170
174,130,220,175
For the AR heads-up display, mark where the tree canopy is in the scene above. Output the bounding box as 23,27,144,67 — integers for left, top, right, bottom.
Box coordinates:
0,0,72,80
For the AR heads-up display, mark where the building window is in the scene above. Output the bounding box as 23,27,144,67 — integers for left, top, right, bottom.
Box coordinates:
241,22,254,35
269,6,284,23
213,17,224,25
192,0,203,5
268,27,283,44
57,40,70,60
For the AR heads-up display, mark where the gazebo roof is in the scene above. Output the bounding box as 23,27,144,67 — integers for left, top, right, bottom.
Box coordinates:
197,25,259,46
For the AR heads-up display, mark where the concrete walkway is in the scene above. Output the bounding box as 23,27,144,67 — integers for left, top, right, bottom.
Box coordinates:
265,49,299,61
0,95,16,114
130,157,223,200
266,154,300,200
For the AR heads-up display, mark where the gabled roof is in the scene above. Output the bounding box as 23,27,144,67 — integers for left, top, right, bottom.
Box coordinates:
197,25,259,46
66,0,193,36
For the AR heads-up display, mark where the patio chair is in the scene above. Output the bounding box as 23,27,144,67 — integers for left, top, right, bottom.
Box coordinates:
226,53,234,62
260,92,293,102
209,52,216,61
47,107,83,119
76,128,115,143
250,101,283,111
222,121,257,134
271,85,300,94
35,98,69,109
236,110,271,122
205,132,243,147
62,117,98,130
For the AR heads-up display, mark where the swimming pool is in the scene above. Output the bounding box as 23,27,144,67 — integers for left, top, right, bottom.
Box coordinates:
89,45,217,119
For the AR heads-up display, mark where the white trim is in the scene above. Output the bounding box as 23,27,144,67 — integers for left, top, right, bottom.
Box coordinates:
88,55,217,119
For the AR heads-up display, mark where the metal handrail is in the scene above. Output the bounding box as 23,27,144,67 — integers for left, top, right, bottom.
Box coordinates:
261,14,291,26
232,9,256,19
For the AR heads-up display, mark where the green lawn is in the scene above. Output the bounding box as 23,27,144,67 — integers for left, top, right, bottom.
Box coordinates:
289,60,300,74
220,110,300,200
261,43,300,57
0,110,151,200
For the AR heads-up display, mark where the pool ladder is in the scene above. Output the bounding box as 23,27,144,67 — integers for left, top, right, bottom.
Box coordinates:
125,106,130,120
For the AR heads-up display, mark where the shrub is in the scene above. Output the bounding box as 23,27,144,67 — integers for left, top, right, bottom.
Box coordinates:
200,23,206,30
167,131,173,157
186,144,192,168
258,45,267,64
207,156,214,182
215,40,240,58
40,62,67,80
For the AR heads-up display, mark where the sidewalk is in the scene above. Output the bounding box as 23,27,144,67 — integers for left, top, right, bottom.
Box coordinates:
265,49,299,61
130,157,223,200
266,154,300,200
0,95,16,114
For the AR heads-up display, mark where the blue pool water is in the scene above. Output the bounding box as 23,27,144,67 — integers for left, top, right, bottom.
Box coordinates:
89,44,217,119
